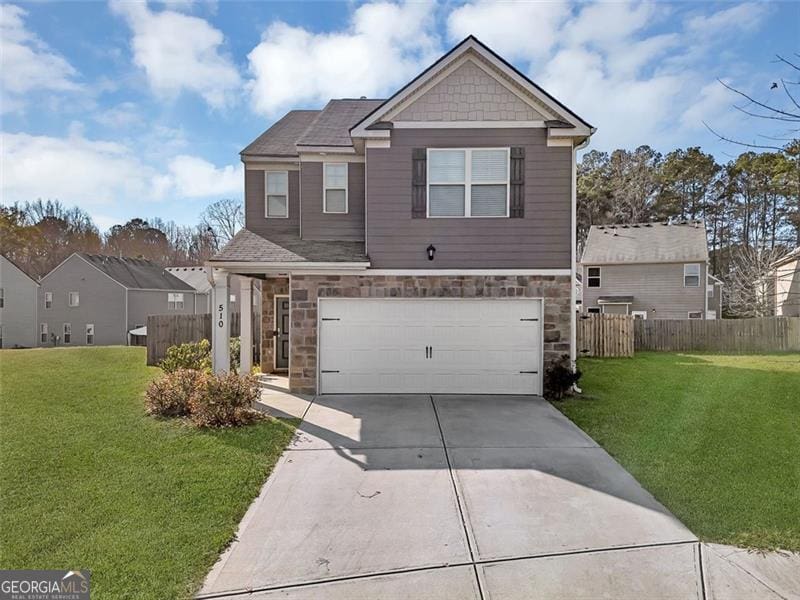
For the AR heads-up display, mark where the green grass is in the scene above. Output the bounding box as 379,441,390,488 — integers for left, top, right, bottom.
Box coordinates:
0,347,297,599
557,352,800,552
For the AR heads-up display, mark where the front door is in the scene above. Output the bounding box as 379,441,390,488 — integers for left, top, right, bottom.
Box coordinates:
275,297,289,370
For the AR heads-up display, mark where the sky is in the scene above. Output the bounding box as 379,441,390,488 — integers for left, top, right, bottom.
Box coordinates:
1,0,798,232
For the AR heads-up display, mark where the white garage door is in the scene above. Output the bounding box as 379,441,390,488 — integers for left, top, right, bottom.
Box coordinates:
318,298,542,395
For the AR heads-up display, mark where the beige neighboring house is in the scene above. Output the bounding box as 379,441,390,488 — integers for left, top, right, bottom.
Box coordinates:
0,254,39,348
580,220,722,320
771,248,799,316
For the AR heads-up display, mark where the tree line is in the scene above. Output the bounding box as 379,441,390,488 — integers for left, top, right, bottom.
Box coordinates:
0,198,244,279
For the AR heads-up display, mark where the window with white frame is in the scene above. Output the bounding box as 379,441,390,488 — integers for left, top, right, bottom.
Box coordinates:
707,285,714,298
63,323,71,344
324,163,348,213
40,323,48,343
688,311,703,319
587,307,601,314
428,148,509,217
45,291,53,308
587,267,601,288
86,323,94,345
68,291,79,307
265,171,288,218
684,264,700,287
632,311,648,320
168,293,184,310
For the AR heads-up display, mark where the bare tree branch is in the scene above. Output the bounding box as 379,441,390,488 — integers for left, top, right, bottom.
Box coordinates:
703,122,786,151
717,79,800,120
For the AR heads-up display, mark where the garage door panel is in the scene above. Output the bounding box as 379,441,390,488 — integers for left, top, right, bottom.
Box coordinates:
319,299,542,395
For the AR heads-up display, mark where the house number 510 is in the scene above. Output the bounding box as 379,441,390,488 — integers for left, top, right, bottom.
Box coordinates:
217,304,224,328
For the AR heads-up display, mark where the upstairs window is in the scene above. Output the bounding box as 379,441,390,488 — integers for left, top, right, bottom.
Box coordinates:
265,171,288,218
587,267,601,288
68,291,79,307
45,291,53,308
63,323,71,344
168,293,184,310
428,148,509,217
86,323,95,345
40,323,48,343
324,163,348,213
684,264,700,287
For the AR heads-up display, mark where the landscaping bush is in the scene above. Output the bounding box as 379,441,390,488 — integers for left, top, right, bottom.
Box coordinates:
144,368,206,417
229,336,240,372
159,339,211,373
544,354,581,400
190,371,260,428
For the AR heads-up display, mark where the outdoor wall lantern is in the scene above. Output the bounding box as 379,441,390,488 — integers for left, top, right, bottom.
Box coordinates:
426,244,436,261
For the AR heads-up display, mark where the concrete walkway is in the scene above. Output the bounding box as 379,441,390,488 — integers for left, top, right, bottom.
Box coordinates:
199,394,799,599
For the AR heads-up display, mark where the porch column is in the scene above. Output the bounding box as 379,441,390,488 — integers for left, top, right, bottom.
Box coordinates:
239,277,253,374
209,268,230,374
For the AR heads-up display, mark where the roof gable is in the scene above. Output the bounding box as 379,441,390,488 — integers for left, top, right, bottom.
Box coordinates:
351,36,593,138
581,221,709,265
0,254,39,285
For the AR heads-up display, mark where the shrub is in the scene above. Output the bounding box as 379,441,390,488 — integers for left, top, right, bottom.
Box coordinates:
144,368,206,417
229,336,240,372
159,339,211,373
544,354,581,400
190,372,260,428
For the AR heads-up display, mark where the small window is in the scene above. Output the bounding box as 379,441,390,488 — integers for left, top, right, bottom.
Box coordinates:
68,291,79,307
428,148,509,218
684,264,700,287
324,163,348,213
265,171,288,218
40,323,48,343
688,311,703,320
587,307,601,314
229,294,236,303
632,311,648,320
707,285,714,298
587,267,601,288
168,293,184,310
45,291,53,309
0,288,4,308
63,323,71,344
86,323,94,345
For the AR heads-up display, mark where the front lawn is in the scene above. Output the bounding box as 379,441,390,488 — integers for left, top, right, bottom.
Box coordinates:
557,352,800,552
0,347,296,599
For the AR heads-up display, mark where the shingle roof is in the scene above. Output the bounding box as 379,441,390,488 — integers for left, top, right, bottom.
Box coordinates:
165,266,213,293
209,229,369,264
240,110,320,157
78,254,195,290
581,221,709,265
296,99,385,147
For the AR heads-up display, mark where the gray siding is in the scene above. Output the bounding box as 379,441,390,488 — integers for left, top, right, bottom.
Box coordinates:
300,162,365,241
0,256,38,348
38,254,127,345
127,289,198,331
245,168,301,238
581,262,707,319
366,128,571,269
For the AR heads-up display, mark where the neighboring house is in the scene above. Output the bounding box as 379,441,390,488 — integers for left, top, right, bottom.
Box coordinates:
207,36,594,395
580,220,721,320
0,255,39,348
771,248,800,316
39,253,199,346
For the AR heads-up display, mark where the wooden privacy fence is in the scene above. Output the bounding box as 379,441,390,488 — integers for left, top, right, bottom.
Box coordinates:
634,317,800,352
577,314,635,357
146,313,240,366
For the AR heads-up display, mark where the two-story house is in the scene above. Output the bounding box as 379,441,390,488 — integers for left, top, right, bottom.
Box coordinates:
208,36,594,395
0,254,40,348
39,253,199,346
580,220,722,320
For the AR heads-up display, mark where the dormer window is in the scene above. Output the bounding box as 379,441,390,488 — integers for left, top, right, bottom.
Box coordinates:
324,163,348,214
265,171,288,218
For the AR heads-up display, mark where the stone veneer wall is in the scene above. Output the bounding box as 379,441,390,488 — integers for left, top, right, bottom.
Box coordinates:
260,277,289,373
287,274,572,394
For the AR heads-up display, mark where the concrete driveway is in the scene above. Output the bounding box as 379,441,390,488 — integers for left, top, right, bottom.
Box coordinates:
198,395,786,599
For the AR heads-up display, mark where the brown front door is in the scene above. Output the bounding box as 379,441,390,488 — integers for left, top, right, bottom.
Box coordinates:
276,298,289,370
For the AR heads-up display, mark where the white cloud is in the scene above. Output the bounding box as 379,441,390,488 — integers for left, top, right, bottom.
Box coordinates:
447,0,570,60
686,2,769,36
167,155,242,197
94,102,142,128
247,1,440,116
0,4,81,111
110,0,240,108
0,131,241,207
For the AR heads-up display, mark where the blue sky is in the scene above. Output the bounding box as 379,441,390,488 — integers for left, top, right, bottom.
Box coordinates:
1,0,798,231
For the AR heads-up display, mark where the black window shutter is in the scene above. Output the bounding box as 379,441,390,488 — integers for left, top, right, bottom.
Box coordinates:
412,148,427,218
510,147,525,218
